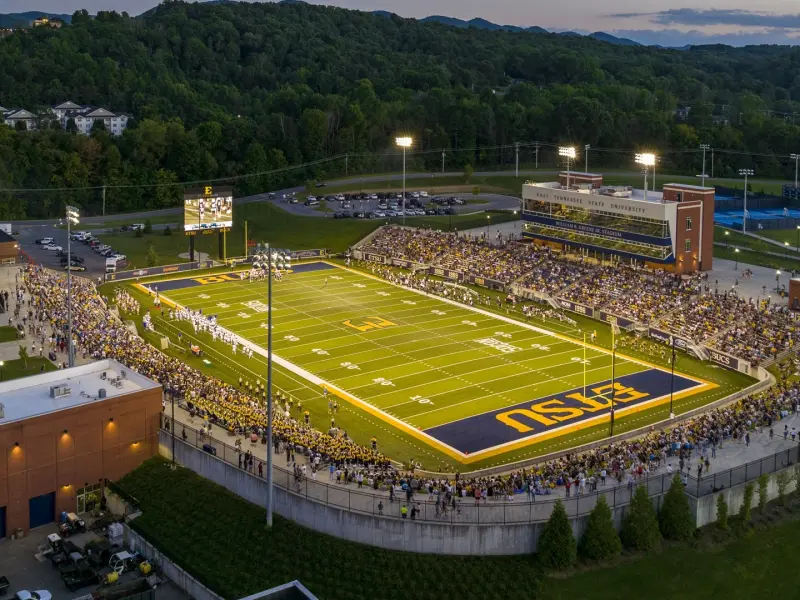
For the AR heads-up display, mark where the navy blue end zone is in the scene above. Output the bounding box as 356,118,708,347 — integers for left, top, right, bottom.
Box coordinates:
145,261,336,292
424,369,705,455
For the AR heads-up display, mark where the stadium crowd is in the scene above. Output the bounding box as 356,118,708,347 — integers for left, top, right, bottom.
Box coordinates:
707,303,800,365
17,265,392,470
11,257,800,513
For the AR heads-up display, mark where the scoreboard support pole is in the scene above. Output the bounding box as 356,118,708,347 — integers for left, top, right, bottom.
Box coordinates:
189,235,195,262
218,230,224,260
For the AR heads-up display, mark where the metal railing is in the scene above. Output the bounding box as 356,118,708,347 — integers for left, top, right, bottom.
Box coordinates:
693,444,799,497
162,416,681,525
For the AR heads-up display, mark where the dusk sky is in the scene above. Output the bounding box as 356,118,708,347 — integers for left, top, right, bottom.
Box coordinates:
4,0,800,46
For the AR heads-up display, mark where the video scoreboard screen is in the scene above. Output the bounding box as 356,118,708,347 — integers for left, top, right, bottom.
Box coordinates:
184,185,233,234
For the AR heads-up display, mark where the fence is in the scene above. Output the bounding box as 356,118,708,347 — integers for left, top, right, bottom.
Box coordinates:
693,445,799,497
162,416,678,525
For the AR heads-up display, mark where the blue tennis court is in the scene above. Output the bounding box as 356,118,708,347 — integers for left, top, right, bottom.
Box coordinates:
715,207,800,227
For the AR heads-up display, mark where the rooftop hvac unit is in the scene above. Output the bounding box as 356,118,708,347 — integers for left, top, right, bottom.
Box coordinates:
50,385,71,399
98,388,107,399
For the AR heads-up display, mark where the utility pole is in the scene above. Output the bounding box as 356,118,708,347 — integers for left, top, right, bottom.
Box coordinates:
534,142,540,169
102,185,106,216
791,154,799,190
441,150,446,174
739,169,753,233
345,154,348,177
700,144,709,187
711,148,715,179
514,142,519,177
584,144,591,174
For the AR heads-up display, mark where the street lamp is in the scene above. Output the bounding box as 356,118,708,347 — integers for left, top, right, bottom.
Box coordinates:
635,153,656,202
0,360,4,382
738,169,754,233
700,144,710,187
797,225,800,251
785,241,791,257
776,270,782,294
724,230,730,249
66,205,80,368
584,144,591,173
486,214,491,238
395,136,413,225
734,247,740,270
791,153,799,190
559,146,576,188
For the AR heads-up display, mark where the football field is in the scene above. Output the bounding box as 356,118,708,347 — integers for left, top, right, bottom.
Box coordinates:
142,262,715,463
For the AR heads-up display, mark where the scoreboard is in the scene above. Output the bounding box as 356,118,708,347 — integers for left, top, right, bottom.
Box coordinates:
184,185,233,234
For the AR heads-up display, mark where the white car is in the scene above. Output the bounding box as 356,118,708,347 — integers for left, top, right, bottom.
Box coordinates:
415,209,425,215
307,195,317,203
130,223,145,231
369,193,378,200
15,591,52,600
374,210,386,218
420,191,428,198
336,194,345,202
43,244,63,252
411,192,420,199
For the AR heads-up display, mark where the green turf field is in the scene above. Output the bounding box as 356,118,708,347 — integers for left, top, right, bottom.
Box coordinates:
133,261,733,466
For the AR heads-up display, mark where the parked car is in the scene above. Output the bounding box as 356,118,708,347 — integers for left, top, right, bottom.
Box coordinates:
374,210,386,218
420,191,429,198
64,263,86,272
43,244,63,252
303,198,320,206
35,237,54,245
315,182,327,188
425,208,437,215
130,223,145,231
288,196,298,204
14,591,52,600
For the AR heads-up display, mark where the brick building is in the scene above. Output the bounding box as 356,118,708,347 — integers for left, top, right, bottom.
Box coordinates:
0,359,162,537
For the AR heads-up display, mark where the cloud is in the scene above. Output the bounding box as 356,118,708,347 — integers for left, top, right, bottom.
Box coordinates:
610,27,800,47
610,9,800,29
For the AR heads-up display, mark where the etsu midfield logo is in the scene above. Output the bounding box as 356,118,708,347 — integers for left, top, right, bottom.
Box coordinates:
496,382,648,433
193,274,240,285
343,316,396,333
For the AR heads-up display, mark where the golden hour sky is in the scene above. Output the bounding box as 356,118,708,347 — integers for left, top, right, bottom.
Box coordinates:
7,0,800,46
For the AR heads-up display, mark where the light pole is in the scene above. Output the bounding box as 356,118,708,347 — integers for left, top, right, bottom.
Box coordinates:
669,336,676,418
791,153,799,190
65,205,79,368
734,247,740,270
776,270,781,294
0,360,3,382
396,136,412,225
486,214,491,238
266,243,275,527
635,153,656,202
700,144,710,187
441,149,446,174
559,146,576,188
608,329,617,438
785,241,791,257
739,169,753,233
724,230,730,249
797,225,800,251
584,144,591,174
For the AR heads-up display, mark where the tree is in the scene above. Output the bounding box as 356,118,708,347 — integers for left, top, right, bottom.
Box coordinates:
18,344,29,368
537,499,577,570
776,471,792,507
757,474,769,513
163,225,172,236
579,495,621,561
145,244,159,267
621,485,661,551
463,164,474,183
472,186,480,200
659,474,694,541
135,228,144,238
144,218,153,234
716,494,729,530
65,118,78,133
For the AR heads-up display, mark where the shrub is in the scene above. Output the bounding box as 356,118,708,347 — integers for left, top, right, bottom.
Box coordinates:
18,344,29,367
146,244,159,267
537,499,577,570
135,227,144,238
757,474,768,513
621,485,661,552
776,471,793,507
659,474,694,541
716,494,728,530
463,163,473,183
144,218,153,234
579,495,621,561
164,225,172,236
739,482,754,523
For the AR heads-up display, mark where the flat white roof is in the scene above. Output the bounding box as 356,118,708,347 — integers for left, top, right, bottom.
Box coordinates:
663,183,715,191
0,359,160,426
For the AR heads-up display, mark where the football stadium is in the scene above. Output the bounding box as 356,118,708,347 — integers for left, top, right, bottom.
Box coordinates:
134,260,721,465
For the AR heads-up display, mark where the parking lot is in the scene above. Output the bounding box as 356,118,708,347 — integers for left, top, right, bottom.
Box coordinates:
0,521,187,600
15,226,123,281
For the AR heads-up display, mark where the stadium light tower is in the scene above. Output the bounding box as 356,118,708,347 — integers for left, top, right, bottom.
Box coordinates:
559,146,576,188
396,136,413,225
739,169,754,233
791,153,799,190
700,144,710,187
635,153,656,202
584,144,591,174
65,205,80,368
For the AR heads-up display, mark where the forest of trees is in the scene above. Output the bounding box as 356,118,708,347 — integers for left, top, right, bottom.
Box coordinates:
2,0,800,218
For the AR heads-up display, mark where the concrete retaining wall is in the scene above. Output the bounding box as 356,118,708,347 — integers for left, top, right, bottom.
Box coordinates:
695,464,799,527
160,433,666,555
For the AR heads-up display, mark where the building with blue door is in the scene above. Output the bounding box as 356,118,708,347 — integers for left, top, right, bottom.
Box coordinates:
0,359,162,536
